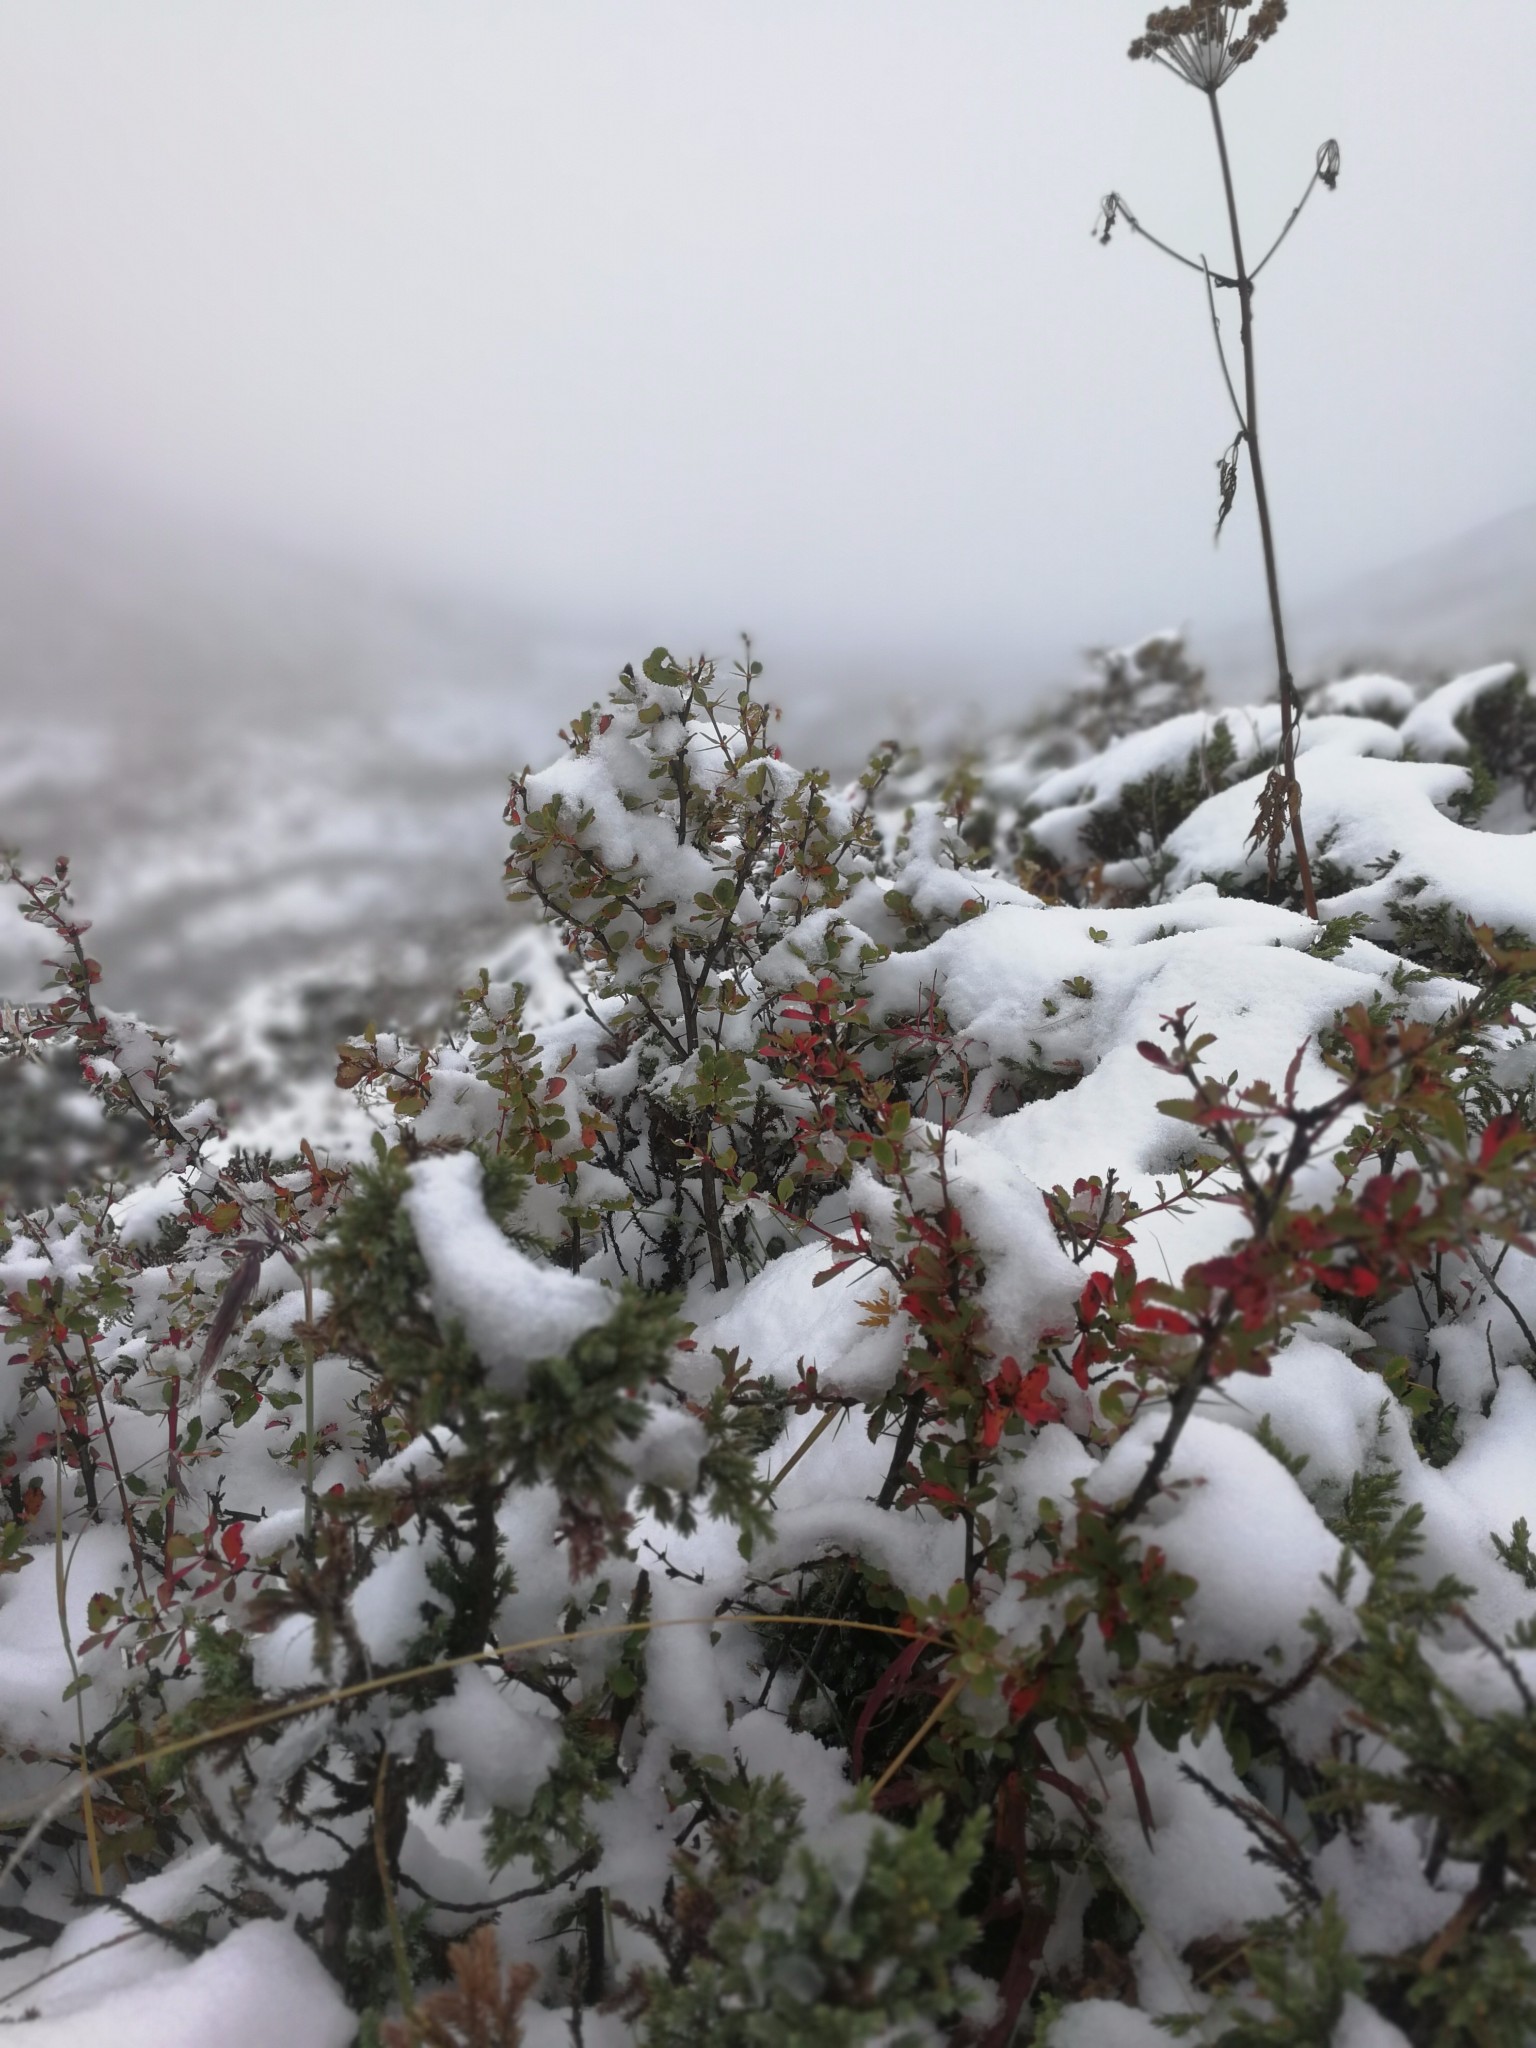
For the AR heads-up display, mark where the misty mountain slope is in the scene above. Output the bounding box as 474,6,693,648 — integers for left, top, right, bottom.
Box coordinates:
0,454,1531,1045
0,455,594,1024
1202,501,1536,695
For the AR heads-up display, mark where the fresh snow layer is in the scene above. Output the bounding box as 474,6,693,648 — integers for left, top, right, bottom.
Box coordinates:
5,644,1536,2044
1398,661,1519,758
426,1666,563,1816
1308,672,1418,721
404,1149,612,1388
1090,1417,1354,1679
0,1524,136,1744
0,1920,354,2047
1162,748,1536,936
1047,2006,1167,2048
695,1241,909,1398
1331,2001,1416,2048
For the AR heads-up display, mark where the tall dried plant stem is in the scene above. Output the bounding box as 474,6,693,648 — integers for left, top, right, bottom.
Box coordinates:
1207,90,1319,920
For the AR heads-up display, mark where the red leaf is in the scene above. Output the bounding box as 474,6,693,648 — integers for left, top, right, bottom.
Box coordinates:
1079,1270,1114,1319
1334,1265,1379,1298
1283,1036,1309,1105
812,1259,859,1288
1120,1741,1156,1848
1479,1113,1523,1167
1070,1335,1098,1391
1005,1676,1043,1722
1136,1040,1172,1068
1133,1304,1195,1334
983,1357,1065,1434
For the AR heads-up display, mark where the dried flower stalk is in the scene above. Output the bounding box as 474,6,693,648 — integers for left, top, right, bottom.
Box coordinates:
1101,0,1339,920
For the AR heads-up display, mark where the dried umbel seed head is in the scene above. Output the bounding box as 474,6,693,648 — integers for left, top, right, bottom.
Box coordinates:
1129,1,1288,91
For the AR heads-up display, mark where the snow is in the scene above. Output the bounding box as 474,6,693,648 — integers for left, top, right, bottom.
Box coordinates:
0,1524,135,1745
1398,661,1520,759
691,1131,1078,1406
426,1666,563,1815
1025,709,1258,817
1221,1335,1536,1643
1090,1418,1355,1679
1438,1366,1536,1551
0,1920,354,2047
727,1706,853,1814
1160,746,1536,938
689,1240,909,1399
111,1173,189,1247
1072,1727,1290,1953
1333,1997,1416,2048
1046,2002,1171,2046
8,642,1536,2043
624,1403,709,1491
1308,672,1418,721
879,894,1404,1283
1313,1808,1470,1958
404,1149,613,1388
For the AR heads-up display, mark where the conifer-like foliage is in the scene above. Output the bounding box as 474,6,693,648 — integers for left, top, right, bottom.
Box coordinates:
0,642,1534,2046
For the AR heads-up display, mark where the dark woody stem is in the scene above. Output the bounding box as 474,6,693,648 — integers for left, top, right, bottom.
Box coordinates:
1207,88,1320,922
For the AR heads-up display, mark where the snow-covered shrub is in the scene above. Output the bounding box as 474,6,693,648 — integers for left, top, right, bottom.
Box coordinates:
1,646,1534,2047
931,651,1536,983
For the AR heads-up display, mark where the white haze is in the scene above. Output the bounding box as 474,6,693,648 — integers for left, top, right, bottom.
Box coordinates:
0,2,1532,1042
0,0,1530,671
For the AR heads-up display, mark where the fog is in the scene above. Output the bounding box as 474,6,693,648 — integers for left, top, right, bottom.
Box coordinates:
0,0,1531,671
0,2,1532,1039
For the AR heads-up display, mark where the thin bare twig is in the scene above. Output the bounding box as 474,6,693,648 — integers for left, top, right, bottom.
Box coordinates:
1251,142,1340,281
1096,192,1235,286
1202,257,1247,431
1467,1243,1536,1363
1452,1605,1535,1717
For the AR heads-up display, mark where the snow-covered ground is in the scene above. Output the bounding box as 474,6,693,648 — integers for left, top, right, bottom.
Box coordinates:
0,454,1531,1045
2,622,1534,2043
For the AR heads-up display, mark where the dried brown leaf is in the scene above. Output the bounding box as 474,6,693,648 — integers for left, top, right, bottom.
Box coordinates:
1246,766,1290,889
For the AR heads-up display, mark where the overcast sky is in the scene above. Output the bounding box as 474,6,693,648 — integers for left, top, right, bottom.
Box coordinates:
0,1,1531,674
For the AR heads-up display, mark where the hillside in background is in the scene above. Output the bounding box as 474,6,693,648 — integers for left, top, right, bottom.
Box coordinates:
0,448,1531,1048
1203,502,1536,696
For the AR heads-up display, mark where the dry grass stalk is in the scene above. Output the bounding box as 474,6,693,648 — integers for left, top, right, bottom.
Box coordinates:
1101,0,1340,919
